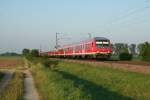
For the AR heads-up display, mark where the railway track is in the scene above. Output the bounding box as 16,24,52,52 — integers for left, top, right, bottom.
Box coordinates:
49,58,150,74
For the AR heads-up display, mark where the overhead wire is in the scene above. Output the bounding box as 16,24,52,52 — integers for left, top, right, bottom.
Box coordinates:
96,0,150,41
110,5,150,25
100,1,150,33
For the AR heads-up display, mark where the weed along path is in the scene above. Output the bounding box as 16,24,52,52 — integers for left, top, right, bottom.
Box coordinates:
23,69,39,100
0,70,14,93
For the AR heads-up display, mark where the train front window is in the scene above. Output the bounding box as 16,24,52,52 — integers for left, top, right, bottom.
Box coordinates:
96,41,109,48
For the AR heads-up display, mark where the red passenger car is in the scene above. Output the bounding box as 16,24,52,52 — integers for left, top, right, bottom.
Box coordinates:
41,37,112,59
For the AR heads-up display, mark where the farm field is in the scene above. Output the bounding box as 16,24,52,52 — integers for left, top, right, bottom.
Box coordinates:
0,56,24,68
31,59,150,100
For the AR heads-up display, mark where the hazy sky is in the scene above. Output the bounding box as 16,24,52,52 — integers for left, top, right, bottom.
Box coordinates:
0,0,150,53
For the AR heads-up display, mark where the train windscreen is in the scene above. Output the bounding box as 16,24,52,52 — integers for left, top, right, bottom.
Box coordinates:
96,40,110,48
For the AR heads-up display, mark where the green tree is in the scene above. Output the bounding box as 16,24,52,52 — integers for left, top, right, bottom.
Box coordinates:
129,44,136,55
31,49,39,57
137,43,144,55
114,43,128,55
22,49,30,56
140,42,150,61
118,44,132,61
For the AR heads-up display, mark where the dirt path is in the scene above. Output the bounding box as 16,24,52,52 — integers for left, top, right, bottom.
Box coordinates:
23,69,39,100
0,70,14,93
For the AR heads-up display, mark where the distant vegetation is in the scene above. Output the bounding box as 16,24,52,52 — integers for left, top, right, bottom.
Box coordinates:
22,48,39,60
0,52,20,56
138,42,150,61
112,41,150,61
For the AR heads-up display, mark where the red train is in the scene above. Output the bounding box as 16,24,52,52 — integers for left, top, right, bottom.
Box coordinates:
40,37,112,59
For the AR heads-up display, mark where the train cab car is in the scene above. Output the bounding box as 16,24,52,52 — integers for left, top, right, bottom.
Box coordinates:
93,37,112,58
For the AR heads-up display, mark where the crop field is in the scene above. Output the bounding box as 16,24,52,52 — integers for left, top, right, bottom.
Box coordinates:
0,56,24,68
31,59,150,100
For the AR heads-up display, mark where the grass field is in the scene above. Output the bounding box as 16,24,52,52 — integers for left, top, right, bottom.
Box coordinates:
31,60,150,100
0,72,24,100
0,56,22,60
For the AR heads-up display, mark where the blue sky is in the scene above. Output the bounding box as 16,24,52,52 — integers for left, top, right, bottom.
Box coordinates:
0,0,150,53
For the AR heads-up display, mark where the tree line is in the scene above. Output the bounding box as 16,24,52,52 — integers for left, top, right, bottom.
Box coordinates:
0,52,20,56
22,49,39,60
112,42,150,61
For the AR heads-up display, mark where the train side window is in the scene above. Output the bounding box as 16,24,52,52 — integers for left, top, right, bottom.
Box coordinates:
92,43,93,47
82,45,84,50
85,44,88,49
88,44,90,49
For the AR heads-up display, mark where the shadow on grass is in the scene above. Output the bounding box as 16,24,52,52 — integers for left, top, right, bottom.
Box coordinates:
53,70,132,100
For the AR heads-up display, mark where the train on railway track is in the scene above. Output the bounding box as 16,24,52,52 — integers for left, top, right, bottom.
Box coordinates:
40,37,112,59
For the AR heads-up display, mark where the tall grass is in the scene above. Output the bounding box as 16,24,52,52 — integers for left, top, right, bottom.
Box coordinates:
58,61,150,100
30,59,150,100
0,72,24,100
31,64,91,100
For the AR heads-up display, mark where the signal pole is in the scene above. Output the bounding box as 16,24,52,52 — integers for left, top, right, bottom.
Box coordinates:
88,33,92,39
55,32,61,49
55,32,71,49
40,45,42,52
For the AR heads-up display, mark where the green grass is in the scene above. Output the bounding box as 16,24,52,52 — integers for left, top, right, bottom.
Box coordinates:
31,60,150,100
132,55,142,61
31,64,91,100
0,72,24,100
110,55,119,60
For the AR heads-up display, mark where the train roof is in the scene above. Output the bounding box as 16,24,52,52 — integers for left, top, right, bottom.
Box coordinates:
94,37,109,41
57,37,110,49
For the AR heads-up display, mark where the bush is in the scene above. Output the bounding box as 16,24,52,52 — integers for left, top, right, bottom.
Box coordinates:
22,48,39,59
118,46,133,61
42,59,50,68
41,60,59,69
31,49,39,57
119,53,133,61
